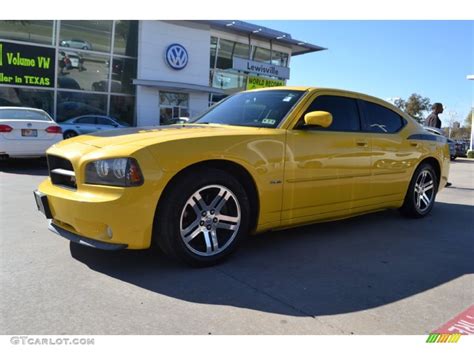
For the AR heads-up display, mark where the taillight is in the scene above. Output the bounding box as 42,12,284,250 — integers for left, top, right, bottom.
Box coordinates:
45,126,62,134
0,125,13,133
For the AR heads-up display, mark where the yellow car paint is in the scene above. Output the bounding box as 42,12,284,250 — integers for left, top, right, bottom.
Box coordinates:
37,87,450,249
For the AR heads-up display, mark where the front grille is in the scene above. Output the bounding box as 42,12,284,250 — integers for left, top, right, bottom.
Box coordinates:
47,155,77,189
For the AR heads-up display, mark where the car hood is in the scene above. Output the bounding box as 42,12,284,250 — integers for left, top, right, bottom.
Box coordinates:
54,124,271,149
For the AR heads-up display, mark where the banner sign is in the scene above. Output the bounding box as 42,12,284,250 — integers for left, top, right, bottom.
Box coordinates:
247,76,285,90
233,57,290,80
0,41,55,88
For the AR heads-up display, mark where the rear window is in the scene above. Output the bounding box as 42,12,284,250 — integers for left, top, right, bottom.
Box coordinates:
0,109,51,121
363,101,405,133
75,116,96,124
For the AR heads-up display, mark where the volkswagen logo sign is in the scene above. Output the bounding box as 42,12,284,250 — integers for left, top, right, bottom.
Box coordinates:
165,43,188,70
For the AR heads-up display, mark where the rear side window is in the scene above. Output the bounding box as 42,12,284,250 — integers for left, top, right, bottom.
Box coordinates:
300,95,361,131
362,101,405,133
0,109,51,121
97,117,114,125
75,116,96,124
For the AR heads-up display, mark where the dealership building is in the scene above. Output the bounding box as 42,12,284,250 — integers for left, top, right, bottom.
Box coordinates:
0,20,324,126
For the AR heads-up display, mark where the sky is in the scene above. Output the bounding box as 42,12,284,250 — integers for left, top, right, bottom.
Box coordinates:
253,20,473,126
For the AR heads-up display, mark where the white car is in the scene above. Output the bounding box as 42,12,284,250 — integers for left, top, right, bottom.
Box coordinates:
59,51,83,70
0,107,63,158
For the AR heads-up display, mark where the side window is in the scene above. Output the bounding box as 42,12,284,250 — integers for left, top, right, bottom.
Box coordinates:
299,95,361,131
363,101,405,133
97,117,114,126
75,116,96,124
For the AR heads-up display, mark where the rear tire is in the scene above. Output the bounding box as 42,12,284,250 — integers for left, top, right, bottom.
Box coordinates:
154,168,250,267
63,130,77,139
399,162,438,218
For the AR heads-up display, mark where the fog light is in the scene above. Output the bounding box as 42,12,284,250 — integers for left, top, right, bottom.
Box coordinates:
106,226,113,239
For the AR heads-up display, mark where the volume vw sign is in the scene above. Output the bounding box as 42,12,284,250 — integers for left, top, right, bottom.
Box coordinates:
165,44,188,70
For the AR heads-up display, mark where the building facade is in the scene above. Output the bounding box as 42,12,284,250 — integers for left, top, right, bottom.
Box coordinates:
0,20,324,126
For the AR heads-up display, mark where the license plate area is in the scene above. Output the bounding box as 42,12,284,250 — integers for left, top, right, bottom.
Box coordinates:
22,129,38,137
33,190,53,219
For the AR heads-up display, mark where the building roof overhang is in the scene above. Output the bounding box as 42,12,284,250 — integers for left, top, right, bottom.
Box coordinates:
133,79,224,94
196,20,327,56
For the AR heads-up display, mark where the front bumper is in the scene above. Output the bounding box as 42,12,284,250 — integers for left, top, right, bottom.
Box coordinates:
48,221,127,250
35,177,163,249
34,143,171,250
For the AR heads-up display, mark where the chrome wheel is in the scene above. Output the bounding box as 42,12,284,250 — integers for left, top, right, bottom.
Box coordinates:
414,169,435,213
180,184,241,257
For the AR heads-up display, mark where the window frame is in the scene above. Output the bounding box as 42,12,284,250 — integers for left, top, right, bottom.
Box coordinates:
358,99,407,134
294,93,364,133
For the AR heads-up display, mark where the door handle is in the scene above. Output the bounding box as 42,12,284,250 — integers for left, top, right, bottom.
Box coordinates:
356,140,368,147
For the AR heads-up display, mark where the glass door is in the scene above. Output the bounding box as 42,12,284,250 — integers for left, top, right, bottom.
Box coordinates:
159,91,189,125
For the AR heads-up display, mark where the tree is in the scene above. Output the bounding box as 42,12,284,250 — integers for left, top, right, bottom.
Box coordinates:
393,93,431,124
464,109,472,128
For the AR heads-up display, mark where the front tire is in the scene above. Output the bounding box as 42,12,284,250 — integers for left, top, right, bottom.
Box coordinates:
399,163,438,218
154,168,250,267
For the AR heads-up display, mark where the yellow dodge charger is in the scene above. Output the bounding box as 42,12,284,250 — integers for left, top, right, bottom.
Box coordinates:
34,87,450,266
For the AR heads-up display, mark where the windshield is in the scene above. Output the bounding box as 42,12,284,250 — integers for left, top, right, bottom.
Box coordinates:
192,90,305,128
0,109,51,121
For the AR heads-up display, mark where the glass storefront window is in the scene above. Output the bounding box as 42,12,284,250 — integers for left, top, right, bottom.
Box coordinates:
0,20,136,125
114,21,138,57
110,95,135,126
216,39,234,70
234,42,250,60
57,91,107,121
0,87,53,116
159,92,189,107
57,50,110,92
59,20,113,53
160,92,189,125
0,21,54,46
110,57,137,94
211,70,247,95
253,47,272,64
272,50,289,67
210,36,218,69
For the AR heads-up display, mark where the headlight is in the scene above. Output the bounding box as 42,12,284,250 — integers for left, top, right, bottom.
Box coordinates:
85,158,144,187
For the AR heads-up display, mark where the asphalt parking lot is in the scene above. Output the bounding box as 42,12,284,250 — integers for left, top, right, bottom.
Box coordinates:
0,158,473,335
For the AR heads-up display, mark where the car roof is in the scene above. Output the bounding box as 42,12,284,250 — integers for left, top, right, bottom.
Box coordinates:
0,106,47,113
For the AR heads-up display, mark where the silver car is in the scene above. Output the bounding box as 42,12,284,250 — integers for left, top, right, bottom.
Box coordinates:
59,115,130,139
60,39,92,50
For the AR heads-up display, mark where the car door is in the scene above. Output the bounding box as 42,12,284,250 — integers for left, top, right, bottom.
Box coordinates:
358,98,418,203
282,92,372,223
73,116,98,134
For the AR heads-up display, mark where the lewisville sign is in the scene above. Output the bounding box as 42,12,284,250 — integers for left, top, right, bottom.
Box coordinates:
0,41,55,88
233,57,290,80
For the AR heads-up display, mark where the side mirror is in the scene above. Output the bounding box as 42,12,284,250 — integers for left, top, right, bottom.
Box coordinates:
304,111,333,128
